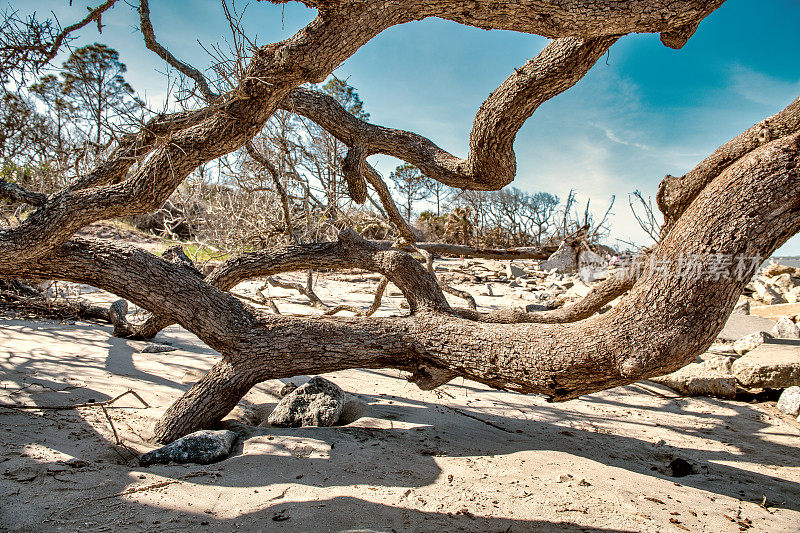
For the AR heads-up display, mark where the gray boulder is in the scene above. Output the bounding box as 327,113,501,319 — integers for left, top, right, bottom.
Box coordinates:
770,273,800,293
506,263,526,280
777,386,800,417
141,343,177,353
732,341,800,389
650,359,738,399
267,376,345,427
540,241,577,274
139,430,237,466
771,317,800,339
732,331,773,355
752,280,786,305
732,299,750,316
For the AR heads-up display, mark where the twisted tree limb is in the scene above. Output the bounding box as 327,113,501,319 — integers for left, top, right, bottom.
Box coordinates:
0,180,46,206
281,36,618,191
42,0,120,64
138,0,218,102
0,1,746,445
657,95,800,234
4,130,797,443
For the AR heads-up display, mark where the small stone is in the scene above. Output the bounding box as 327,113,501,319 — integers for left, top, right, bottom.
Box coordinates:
267,376,345,427
556,473,573,483
525,303,547,313
141,343,176,353
578,479,592,487
652,437,666,447
139,430,237,466
180,369,205,384
777,386,800,416
666,458,696,477
732,299,750,315
771,317,800,339
279,382,297,398
732,331,773,355
506,263,526,280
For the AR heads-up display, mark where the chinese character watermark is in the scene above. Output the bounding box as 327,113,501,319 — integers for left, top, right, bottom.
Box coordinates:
579,253,762,282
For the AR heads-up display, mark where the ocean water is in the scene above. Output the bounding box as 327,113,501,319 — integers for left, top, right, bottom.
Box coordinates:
769,256,800,268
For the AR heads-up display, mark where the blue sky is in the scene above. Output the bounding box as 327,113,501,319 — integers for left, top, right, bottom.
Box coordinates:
31,0,800,254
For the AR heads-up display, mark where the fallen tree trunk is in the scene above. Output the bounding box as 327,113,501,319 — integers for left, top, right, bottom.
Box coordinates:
3,131,798,443
4,0,793,447
371,240,558,260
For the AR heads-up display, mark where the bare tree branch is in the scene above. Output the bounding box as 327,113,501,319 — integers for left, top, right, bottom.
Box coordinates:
281,36,618,191
245,141,296,241
138,0,218,102
44,0,121,64
0,180,47,206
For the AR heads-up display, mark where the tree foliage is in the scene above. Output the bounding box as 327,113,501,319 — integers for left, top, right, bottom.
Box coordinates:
60,43,142,147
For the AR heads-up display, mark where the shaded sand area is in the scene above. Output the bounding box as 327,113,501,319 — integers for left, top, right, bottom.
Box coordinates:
1,273,799,532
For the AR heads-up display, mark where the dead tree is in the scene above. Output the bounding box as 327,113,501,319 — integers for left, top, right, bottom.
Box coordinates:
2,1,799,445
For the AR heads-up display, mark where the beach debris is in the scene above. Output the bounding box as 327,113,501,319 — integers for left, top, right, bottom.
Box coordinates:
139,430,237,466
751,280,785,305
666,458,696,478
279,382,297,397
771,273,799,293
732,299,750,315
787,286,800,303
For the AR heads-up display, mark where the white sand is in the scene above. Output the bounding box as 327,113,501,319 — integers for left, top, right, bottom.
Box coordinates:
1,268,799,532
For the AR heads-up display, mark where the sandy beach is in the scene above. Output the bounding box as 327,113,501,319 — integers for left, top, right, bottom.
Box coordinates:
2,271,798,532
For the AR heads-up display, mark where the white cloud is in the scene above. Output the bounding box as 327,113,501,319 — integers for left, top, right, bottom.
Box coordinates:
729,65,800,107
